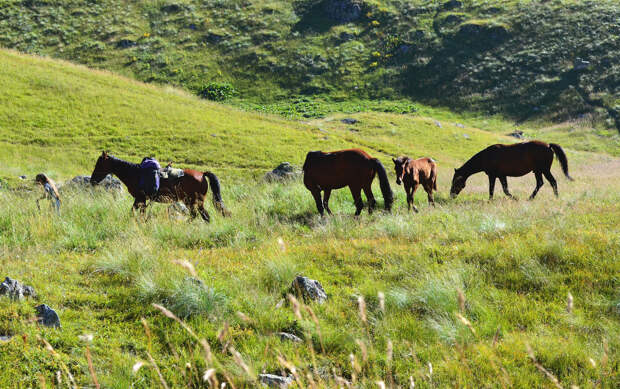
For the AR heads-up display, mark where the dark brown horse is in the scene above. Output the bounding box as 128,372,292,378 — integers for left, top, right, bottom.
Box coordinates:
303,149,393,216
392,156,437,212
90,151,229,221
450,141,573,200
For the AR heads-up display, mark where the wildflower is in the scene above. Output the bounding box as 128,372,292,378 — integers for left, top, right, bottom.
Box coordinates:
371,20,380,27
143,32,150,38
370,62,378,68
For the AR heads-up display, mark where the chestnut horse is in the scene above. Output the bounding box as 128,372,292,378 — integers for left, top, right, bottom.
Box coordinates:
392,156,437,212
303,149,393,216
90,151,229,222
450,141,573,200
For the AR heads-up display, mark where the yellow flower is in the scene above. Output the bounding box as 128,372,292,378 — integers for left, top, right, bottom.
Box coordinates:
143,32,150,38
371,20,380,27
372,51,381,58
370,62,378,68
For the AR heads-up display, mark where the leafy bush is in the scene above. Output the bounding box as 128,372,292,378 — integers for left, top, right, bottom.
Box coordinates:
195,82,237,101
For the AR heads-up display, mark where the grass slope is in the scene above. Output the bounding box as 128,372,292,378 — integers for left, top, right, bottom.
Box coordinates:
0,51,618,387
1,0,619,127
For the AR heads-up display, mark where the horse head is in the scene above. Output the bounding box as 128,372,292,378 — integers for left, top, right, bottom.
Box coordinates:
91,151,111,185
392,157,410,186
450,168,466,198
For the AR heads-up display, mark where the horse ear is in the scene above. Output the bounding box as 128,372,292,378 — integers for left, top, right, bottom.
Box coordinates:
392,158,397,164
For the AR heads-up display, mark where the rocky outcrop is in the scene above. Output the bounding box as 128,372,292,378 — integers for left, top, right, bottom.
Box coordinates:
290,276,327,304
259,374,293,388
264,163,301,182
35,304,61,328
0,277,36,301
323,0,363,23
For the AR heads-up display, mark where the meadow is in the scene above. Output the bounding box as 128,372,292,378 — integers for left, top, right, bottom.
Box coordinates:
0,49,619,387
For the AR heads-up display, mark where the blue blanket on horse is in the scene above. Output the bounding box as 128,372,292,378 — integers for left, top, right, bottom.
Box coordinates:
139,157,161,196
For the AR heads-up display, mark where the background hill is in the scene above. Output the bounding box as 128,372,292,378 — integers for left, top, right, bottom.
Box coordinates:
0,50,619,387
1,0,619,129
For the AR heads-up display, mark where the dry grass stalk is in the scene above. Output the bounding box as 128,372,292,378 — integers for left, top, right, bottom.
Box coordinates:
566,292,573,313
356,339,368,363
378,291,385,313
146,351,170,389
526,344,563,389
277,237,286,252
277,353,303,387
492,327,501,347
229,346,255,380
152,304,200,341
386,339,394,387
304,305,325,353
85,345,100,389
132,361,146,374
172,259,197,277
38,374,48,389
358,296,367,324
409,376,415,388
141,317,153,352
203,368,218,387
377,380,386,389
287,294,302,320
455,312,477,335
39,336,77,389
457,289,466,313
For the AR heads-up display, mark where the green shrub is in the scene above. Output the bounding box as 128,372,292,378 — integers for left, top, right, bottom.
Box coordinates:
196,82,237,101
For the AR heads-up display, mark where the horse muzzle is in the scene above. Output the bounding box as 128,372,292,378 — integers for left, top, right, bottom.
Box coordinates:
396,179,402,185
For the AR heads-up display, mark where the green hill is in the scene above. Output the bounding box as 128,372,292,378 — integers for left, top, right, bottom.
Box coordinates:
0,51,619,387
1,0,619,129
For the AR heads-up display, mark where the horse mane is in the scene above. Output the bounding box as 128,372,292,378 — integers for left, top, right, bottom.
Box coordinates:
108,155,139,171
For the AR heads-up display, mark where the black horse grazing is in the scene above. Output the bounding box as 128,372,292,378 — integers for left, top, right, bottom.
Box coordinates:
303,149,393,216
90,151,229,222
450,141,573,200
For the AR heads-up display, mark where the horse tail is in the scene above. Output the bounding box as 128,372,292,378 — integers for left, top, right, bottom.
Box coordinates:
549,143,573,181
429,158,438,190
371,158,394,211
203,172,231,217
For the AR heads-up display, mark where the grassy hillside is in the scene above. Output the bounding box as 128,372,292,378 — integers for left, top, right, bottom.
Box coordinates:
1,0,619,129
0,51,619,387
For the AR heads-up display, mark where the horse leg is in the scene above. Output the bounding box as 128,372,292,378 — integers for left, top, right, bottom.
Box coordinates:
310,188,325,216
424,182,435,207
410,183,419,213
529,172,545,200
499,176,515,199
488,175,496,200
323,189,333,215
349,186,364,216
362,185,376,214
543,170,558,197
404,183,413,211
197,199,211,223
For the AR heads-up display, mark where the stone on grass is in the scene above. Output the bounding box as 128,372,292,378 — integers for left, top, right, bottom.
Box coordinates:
63,175,122,193
259,374,293,388
264,163,301,182
0,277,36,301
35,304,61,328
341,118,358,125
290,276,327,304
277,332,302,343
508,130,524,139
0,335,12,342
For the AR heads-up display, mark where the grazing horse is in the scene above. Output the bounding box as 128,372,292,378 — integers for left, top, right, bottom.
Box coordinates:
303,149,393,216
450,141,573,200
392,156,437,212
90,151,229,222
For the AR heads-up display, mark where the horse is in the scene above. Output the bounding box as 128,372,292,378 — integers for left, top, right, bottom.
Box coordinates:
392,156,437,212
450,141,573,200
90,151,229,222
303,149,393,216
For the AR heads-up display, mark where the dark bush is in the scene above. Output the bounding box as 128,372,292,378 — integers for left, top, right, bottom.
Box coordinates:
196,82,236,101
